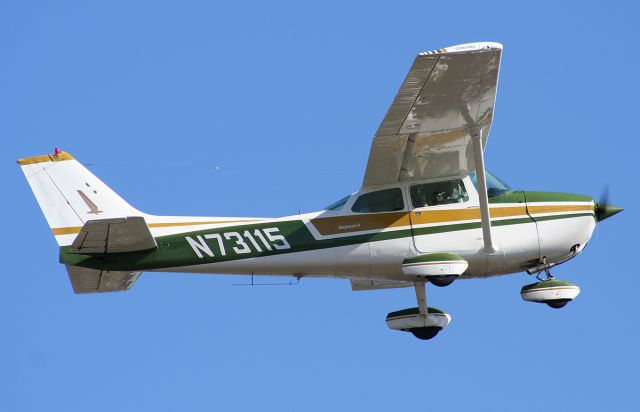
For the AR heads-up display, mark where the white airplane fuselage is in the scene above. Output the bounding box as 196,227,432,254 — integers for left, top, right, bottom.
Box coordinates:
116,176,597,283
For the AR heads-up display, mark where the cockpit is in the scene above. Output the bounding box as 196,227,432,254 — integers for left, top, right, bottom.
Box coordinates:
323,171,511,213
409,179,469,207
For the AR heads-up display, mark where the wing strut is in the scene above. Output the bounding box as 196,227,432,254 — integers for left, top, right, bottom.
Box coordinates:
472,128,498,254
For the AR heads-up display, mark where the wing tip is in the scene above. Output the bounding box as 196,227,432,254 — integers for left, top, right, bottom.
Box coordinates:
419,42,503,56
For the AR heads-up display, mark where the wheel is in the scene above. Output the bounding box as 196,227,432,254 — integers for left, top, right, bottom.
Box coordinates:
429,275,457,287
410,327,442,340
546,299,571,309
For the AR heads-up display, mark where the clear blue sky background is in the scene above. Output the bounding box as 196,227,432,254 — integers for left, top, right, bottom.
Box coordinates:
1,1,638,410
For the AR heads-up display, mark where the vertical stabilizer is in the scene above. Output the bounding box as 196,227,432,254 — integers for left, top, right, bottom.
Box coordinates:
18,150,143,246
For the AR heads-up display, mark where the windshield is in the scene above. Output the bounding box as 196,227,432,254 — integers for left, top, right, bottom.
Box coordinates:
325,195,350,212
469,171,511,198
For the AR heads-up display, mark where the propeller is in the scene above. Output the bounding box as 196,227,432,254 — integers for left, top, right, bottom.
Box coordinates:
595,185,623,222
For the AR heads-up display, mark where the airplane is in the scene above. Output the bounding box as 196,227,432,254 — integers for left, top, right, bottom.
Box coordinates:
18,42,623,340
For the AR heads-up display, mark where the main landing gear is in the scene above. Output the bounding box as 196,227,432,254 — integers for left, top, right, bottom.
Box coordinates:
385,281,452,340
387,252,466,340
520,266,580,309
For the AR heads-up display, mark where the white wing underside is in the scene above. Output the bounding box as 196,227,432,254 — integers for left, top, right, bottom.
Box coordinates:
350,279,413,291
363,42,503,187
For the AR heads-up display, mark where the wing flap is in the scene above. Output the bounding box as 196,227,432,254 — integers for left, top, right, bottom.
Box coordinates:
350,279,413,291
69,216,157,254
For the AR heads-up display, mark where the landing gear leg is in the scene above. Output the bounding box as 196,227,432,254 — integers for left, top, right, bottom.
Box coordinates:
410,281,442,340
415,281,428,316
521,257,580,309
536,257,554,282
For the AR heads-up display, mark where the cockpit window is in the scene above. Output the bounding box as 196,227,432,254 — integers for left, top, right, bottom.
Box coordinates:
410,179,469,208
325,195,350,212
351,188,404,213
469,171,511,198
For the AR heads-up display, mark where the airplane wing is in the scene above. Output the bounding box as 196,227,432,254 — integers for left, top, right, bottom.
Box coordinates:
363,42,503,187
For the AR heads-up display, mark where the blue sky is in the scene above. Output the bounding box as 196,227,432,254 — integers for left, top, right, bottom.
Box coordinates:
2,1,638,410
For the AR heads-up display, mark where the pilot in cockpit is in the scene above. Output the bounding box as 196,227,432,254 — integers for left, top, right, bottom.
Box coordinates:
411,179,469,207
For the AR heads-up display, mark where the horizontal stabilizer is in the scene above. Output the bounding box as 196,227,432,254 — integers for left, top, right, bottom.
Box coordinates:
66,265,141,294
70,216,157,254
351,279,413,291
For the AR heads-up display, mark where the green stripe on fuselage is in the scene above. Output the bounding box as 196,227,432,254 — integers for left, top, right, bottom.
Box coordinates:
488,191,593,204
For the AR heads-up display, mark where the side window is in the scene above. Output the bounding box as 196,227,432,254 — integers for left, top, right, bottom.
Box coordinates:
410,179,469,208
351,188,404,213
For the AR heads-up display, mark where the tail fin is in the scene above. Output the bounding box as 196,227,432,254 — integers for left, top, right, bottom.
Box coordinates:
18,150,143,246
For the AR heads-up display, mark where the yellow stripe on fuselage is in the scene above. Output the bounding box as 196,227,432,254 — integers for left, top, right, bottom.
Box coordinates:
50,204,594,238
310,204,593,236
409,205,527,226
527,204,593,215
52,219,262,236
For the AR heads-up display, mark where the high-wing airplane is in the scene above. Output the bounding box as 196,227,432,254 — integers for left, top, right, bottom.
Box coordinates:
18,42,622,340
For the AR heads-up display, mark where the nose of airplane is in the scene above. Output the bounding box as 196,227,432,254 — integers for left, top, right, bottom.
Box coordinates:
595,202,624,222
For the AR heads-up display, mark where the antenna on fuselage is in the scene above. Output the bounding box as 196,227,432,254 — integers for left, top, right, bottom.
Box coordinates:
271,189,303,216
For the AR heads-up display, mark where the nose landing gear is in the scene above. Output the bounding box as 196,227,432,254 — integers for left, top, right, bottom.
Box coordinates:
521,264,580,308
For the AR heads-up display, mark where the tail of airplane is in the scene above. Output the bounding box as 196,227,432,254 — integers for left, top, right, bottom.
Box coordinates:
18,149,153,293
17,149,143,247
